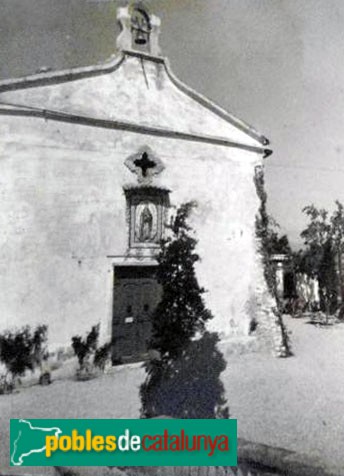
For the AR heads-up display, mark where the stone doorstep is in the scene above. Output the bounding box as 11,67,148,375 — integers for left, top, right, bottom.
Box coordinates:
1,439,340,476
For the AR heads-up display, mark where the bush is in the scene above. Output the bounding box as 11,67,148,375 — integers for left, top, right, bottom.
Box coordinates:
0,375,14,395
72,325,99,369
0,324,48,392
71,325,111,379
94,343,112,371
39,371,52,386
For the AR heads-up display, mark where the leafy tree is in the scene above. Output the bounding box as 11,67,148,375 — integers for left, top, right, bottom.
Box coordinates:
331,201,344,307
140,202,228,418
265,215,291,257
319,240,338,315
299,204,338,314
301,205,331,247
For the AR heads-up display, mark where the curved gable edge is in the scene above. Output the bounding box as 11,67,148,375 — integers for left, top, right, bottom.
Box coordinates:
0,53,126,93
0,49,272,157
163,57,270,147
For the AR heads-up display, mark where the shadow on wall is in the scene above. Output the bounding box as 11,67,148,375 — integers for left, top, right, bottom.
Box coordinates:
140,331,229,419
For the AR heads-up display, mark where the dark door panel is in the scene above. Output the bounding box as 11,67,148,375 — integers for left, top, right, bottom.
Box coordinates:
112,266,161,364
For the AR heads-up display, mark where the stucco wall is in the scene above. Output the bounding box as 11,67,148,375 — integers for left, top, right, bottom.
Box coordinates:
0,113,265,348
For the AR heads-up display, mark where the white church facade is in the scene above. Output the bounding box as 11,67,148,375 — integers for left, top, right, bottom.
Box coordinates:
0,3,287,361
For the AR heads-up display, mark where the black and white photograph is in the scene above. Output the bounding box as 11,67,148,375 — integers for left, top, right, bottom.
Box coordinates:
0,1,343,475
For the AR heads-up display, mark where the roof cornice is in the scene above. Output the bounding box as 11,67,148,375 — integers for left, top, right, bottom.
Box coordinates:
0,53,126,92
0,103,272,158
163,58,269,147
0,49,271,153
0,50,165,93
123,51,270,147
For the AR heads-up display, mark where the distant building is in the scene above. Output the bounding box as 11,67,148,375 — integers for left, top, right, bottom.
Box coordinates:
270,254,295,301
271,253,322,314
0,3,287,361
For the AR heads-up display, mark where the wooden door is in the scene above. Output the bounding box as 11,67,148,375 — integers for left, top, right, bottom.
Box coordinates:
112,266,161,364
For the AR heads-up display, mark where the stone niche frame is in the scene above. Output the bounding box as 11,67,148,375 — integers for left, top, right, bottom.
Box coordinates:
124,185,170,250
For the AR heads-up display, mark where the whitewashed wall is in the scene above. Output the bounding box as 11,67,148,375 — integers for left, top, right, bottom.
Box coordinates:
0,53,271,349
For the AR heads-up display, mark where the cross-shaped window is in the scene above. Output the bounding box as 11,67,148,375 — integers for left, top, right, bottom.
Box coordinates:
134,152,157,177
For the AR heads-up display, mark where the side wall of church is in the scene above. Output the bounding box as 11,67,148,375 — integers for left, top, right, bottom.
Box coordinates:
0,115,266,349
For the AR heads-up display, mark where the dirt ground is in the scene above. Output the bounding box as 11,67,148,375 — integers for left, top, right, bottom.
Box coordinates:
223,316,344,474
1,315,343,475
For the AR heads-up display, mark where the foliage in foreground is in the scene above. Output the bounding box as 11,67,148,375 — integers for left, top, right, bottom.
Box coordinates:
141,332,229,419
140,202,229,418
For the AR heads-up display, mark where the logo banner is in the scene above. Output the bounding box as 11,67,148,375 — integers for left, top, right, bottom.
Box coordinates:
10,419,237,467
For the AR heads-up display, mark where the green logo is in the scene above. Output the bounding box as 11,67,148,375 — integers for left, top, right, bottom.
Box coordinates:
10,419,237,467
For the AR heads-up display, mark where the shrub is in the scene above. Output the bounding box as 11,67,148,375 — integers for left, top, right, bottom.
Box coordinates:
39,371,52,386
71,325,111,379
0,324,48,392
72,324,99,369
94,343,112,371
0,375,14,395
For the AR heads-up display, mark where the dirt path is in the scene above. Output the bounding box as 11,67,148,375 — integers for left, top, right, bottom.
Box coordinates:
1,317,343,474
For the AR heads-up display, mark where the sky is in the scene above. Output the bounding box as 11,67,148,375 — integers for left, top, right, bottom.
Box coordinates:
0,0,343,248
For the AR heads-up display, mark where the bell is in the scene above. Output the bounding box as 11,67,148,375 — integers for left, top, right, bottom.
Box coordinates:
131,5,151,47
134,28,149,45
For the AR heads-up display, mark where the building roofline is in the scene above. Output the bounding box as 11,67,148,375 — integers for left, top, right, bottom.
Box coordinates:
124,51,270,146
0,53,126,92
163,58,269,147
0,49,271,151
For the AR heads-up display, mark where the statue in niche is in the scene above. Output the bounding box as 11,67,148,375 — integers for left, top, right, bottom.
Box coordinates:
140,205,153,241
135,202,158,243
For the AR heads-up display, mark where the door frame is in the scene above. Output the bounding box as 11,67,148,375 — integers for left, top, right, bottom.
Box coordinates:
101,256,158,362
